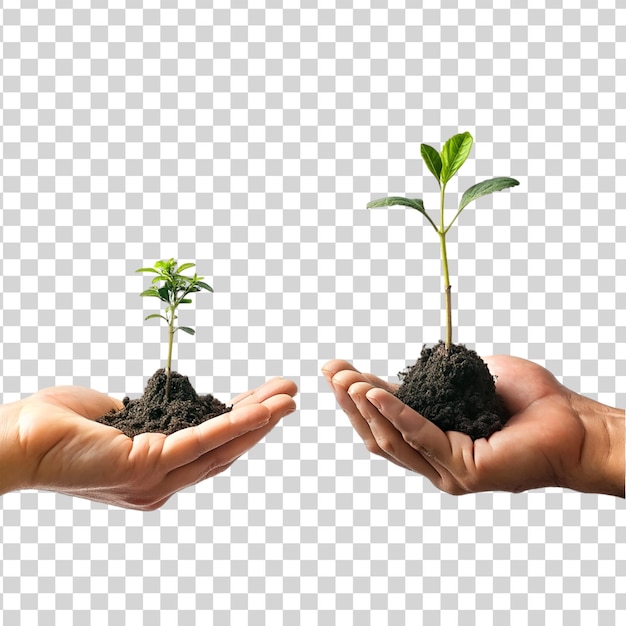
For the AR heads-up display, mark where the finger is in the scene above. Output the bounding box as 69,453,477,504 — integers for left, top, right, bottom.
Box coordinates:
349,383,443,482
229,377,298,407
161,392,297,472
330,370,397,429
321,359,357,382
190,395,296,481
260,393,298,417
159,395,294,494
328,370,397,464
160,403,272,470
322,360,397,393
365,387,457,469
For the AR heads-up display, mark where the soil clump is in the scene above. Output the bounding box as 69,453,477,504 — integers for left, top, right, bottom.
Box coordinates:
97,369,231,437
395,342,509,440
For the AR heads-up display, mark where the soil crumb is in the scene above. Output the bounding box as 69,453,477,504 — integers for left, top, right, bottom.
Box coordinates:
97,369,232,437
395,342,509,440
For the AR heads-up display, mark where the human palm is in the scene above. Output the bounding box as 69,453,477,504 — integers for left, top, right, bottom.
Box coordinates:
4,378,297,509
323,355,622,496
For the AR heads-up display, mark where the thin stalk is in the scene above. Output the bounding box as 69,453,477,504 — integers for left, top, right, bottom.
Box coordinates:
439,184,452,350
440,233,452,349
165,310,175,400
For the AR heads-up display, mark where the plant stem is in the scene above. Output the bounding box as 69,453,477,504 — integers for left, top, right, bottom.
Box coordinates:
165,312,175,401
440,233,452,350
439,185,452,350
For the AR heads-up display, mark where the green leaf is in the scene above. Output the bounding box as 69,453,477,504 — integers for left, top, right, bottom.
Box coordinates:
144,313,168,322
180,298,193,304
178,326,195,335
458,177,520,212
367,196,438,231
420,143,442,184
157,286,171,301
136,267,159,274
440,132,473,185
195,281,214,292
367,196,425,212
140,289,161,298
177,262,195,273
444,176,520,234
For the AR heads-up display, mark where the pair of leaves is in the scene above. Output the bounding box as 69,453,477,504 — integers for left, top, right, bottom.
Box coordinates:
367,178,519,233
421,131,474,187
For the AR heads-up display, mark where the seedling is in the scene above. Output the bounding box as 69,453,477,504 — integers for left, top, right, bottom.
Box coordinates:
97,259,230,437
367,131,519,349
137,258,213,400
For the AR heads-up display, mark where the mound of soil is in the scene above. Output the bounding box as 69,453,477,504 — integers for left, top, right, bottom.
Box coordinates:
97,369,231,437
395,342,509,440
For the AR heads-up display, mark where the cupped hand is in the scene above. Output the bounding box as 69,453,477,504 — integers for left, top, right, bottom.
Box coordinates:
1,377,297,510
323,356,624,497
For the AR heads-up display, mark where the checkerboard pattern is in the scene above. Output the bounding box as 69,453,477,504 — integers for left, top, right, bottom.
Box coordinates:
1,2,624,624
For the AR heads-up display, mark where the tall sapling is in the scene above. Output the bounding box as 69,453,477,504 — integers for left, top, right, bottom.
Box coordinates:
137,258,214,401
368,131,519,349
367,132,520,440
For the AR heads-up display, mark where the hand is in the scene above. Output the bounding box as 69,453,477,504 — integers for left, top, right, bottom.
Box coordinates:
0,377,297,510
323,356,624,497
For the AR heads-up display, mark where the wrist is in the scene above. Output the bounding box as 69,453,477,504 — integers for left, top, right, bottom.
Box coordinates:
569,393,625,497
0,400,29,495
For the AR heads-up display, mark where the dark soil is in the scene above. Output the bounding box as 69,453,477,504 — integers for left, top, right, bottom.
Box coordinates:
97,369,232,437
395,342,509,440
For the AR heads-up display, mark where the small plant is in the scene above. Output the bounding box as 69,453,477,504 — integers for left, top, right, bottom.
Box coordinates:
367,131,519,349
97,259,230,437
137,258,213,400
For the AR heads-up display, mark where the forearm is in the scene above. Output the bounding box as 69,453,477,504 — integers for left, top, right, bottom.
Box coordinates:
569,393,625,497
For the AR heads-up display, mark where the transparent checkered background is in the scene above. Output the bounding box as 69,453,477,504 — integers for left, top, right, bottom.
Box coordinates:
1,2,625,625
